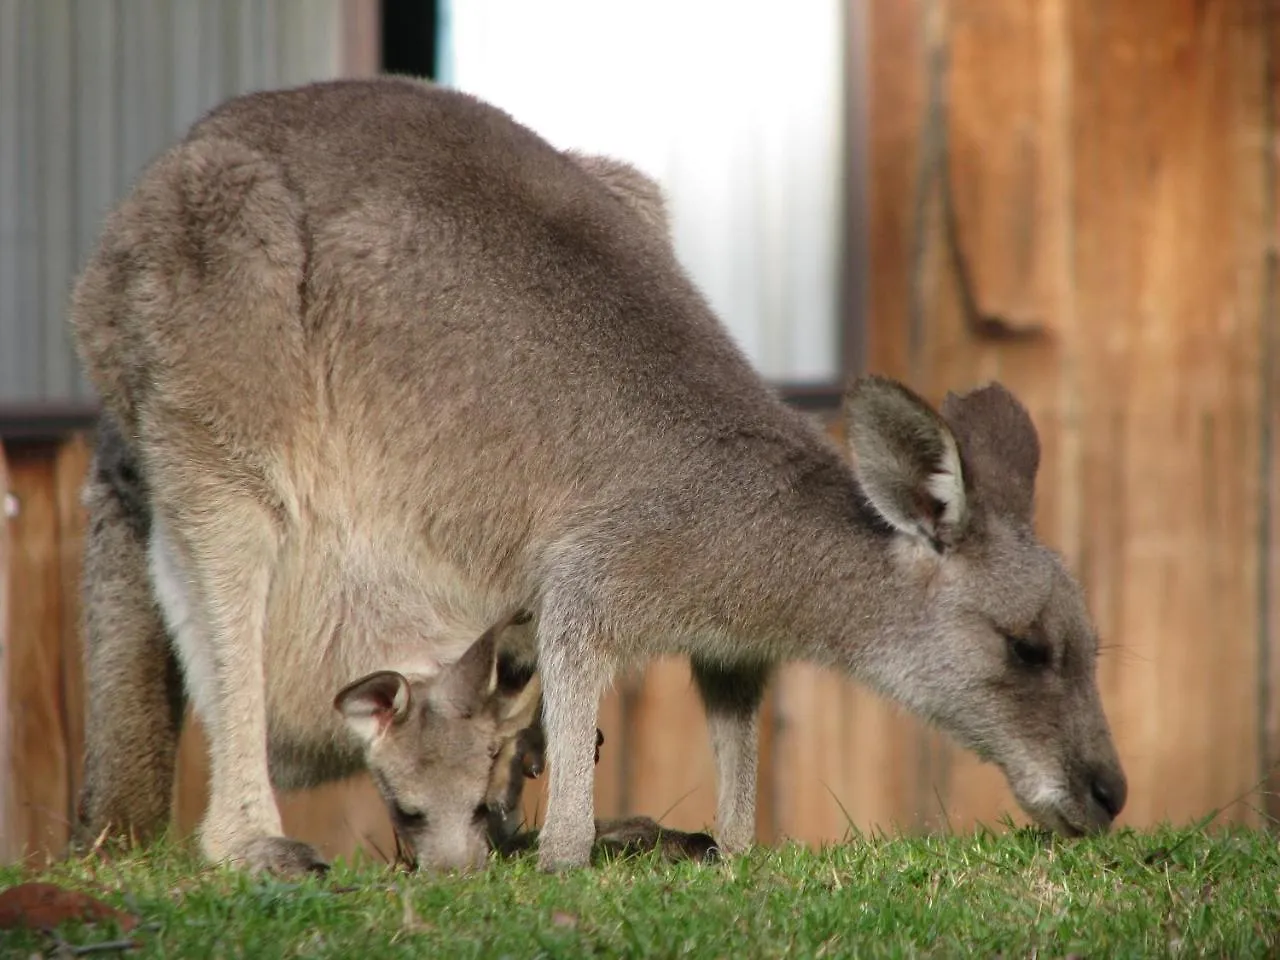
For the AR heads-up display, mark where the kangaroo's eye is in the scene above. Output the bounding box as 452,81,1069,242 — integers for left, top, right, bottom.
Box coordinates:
1005,634,1051,669
391,801,427,830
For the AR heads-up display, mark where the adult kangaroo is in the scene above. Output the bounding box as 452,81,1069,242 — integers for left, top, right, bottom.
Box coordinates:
69,76,1126,875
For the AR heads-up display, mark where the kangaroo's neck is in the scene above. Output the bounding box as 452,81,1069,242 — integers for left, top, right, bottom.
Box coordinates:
634,429,928,682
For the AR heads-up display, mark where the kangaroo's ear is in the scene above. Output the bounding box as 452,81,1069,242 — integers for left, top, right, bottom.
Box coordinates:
940,381,1041,523
334,670,413,746
845,375,968,550
428,625,499,719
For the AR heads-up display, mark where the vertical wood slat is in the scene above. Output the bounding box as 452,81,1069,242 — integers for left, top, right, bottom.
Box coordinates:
922,0,1075,831
1263,1,1280,826
1071,0,1266,827
0,445,12,863
54,437,93,824
5,444,70,863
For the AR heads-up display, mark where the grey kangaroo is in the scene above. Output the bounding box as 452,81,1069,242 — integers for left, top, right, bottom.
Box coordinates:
69,76,1126,875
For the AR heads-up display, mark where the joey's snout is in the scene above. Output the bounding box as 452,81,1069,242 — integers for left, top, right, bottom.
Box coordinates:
408,826,491,874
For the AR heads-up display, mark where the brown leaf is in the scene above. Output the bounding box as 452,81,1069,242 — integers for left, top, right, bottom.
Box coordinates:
551,911,578,929
0,882,138,932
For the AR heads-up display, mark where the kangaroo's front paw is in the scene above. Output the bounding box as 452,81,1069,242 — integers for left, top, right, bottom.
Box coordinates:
234,836,330,877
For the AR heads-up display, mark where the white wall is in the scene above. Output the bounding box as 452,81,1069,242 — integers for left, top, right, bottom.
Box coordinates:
0,0,350,404
438,0,846,383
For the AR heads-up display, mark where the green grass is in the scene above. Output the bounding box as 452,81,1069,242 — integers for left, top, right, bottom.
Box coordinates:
2,824,1278,959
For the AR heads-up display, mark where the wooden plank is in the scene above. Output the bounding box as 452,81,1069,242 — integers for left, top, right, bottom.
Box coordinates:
623,657,717,833
754,679,779,842
920,0,1076,833
279,775,396,867
170,706,207,838
1069,0,1266,827
53,435,93,827
0,444,12,862
5,442,70,862
1263,1,1280,827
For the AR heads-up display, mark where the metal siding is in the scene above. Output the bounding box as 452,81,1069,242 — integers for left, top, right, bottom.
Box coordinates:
71,0,120,401
38,0,76,398
0,0,21,400
0,0,350,408
10,0,42,401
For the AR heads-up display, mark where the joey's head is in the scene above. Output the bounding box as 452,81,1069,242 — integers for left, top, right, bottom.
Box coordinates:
845,376,1127,837
333,625,542,872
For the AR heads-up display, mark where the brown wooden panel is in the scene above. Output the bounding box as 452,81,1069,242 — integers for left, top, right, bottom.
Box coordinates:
0,445,12,862
1069,0,1267,828
279,775,396,866
53,434,92,826
5,443,70,862
623,657,717,833
924,0,1075,833
1263,0,1280,827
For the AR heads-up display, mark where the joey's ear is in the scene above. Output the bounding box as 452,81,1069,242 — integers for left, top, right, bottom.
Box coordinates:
428,625,499,719
334,671,413,746
493,671,543,739
845,375,968,549
940,381,1040,522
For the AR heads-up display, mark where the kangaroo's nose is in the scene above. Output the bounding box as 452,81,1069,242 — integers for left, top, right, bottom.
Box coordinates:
1089,766,1128,821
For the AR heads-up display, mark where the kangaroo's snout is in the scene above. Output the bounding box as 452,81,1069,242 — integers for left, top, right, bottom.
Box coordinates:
1087,763,1127,824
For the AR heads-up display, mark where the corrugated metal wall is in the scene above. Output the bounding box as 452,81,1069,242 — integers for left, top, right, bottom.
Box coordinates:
0,0,356,405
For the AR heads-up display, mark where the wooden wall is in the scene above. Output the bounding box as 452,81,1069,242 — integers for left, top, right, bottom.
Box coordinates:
2,0,1278,868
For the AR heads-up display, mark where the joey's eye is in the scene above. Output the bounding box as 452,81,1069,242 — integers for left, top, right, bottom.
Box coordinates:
1005,634,1051,669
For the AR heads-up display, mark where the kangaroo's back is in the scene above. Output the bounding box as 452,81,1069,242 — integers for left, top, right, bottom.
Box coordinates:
71,78,841,574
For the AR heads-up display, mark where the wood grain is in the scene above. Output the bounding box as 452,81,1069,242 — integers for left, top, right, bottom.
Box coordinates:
0,444,12,862
1069,0,1267,827
4,443,70,862
53,435,91,828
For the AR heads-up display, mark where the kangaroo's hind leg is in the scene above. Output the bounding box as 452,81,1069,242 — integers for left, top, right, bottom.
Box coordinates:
76,415,187,848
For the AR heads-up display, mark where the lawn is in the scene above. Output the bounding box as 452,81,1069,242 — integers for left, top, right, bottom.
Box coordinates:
1,822,1277,959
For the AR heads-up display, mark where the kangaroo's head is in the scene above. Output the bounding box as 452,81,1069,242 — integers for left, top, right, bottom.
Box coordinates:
333,623,542,872
846,376,1127,836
